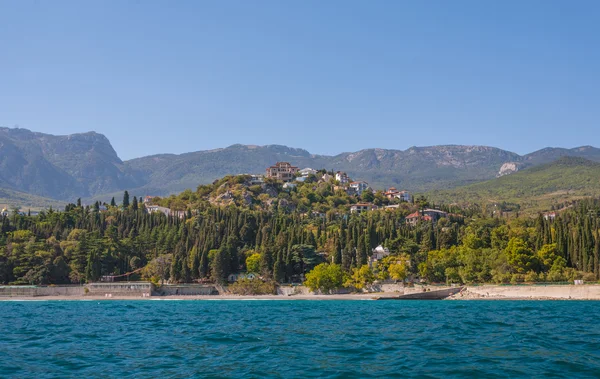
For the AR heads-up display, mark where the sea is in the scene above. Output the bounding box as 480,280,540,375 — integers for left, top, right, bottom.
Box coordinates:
1,300,599,378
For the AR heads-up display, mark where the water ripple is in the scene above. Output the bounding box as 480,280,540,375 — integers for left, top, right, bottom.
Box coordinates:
1,300,599,378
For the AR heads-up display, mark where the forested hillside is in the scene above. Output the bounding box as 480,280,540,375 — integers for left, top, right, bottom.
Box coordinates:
1,173,599,289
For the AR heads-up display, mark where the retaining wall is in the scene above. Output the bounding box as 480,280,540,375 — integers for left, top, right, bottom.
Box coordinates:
466,285,600,300
86,282,152,297
0,286,85,297
153,284,219,296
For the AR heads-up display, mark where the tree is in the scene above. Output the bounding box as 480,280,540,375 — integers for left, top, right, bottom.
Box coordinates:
246,253,261,273
110,197,116,207
388,262,408,281
344,264,375,290
304,263,346,293
537,244,560,272
506,238,539,274
361,190,375,203
211,246,229,284
142,254,172,285
132,196,138,211
123,191,130,208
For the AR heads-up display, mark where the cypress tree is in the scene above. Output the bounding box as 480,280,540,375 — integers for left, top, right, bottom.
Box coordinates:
595,235,600,280
199,249,208,278
123,191,130,208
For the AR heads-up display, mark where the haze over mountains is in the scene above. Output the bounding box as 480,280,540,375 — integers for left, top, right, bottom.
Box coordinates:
1,127,599,204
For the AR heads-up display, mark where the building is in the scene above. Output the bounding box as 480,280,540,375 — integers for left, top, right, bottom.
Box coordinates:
250,174,264,185
350,203,377,214
543,212,557,221
371,245,390,261
146,205,171,217
384,187,400,199
266,162,299,182
406,209,448,226
146,205,186,219
396,191,411,202
349,181,369,195
321,173,333,182
299,168,318,177
384,188,411,202
335,171,349,184
143,196,155,204
227,273,258,282
283,182,297,191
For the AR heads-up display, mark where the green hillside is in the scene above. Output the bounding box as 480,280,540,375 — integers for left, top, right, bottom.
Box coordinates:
428,157,600,212
0,188,66,211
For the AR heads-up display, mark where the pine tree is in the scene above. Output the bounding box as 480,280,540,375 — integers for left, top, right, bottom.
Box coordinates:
132,196,138,211
110,197,116,207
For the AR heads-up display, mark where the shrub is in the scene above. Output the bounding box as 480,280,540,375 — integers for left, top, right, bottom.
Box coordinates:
228,279,276,295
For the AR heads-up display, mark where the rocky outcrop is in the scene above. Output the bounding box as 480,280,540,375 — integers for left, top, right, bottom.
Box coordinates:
497,162,521,177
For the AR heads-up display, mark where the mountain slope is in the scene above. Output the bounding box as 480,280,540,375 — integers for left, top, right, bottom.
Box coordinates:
123,144,522,197
0,127,142,200
429,157,600,211
1,126,600,206
0,187,66,211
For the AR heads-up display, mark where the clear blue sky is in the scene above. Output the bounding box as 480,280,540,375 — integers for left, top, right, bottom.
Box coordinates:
1,0,599,160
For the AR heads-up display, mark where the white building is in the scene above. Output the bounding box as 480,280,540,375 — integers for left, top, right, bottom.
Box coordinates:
335,171,349,184
396,191,412,202
250,174,264,184
371,245,390,261
350,203,377,214
349,181,369,195
299,168,318,177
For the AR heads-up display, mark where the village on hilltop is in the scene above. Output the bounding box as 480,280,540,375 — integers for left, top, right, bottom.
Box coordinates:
146,161,452,226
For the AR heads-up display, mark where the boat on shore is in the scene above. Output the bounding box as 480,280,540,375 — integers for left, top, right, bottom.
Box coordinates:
375,286,463,300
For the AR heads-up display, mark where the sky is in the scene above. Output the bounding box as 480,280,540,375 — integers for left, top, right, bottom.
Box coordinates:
1,0,599,160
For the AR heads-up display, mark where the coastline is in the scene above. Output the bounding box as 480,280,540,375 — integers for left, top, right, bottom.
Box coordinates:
3,284,600,301
0,293,383,301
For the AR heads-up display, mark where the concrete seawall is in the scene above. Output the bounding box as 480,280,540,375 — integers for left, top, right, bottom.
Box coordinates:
153,284,219,296
0,286,85,297
463,285,600,300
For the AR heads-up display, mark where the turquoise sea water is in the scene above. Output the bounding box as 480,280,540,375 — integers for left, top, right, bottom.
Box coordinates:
1,300,600,378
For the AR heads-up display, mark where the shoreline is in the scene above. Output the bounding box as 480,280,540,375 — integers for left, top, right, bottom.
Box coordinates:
3,284,600,301
3,292,600,302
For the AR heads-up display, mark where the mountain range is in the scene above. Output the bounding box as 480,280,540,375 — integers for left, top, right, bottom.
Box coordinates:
1,127,599,206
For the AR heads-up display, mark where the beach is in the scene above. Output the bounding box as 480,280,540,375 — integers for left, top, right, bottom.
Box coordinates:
3,284,600,301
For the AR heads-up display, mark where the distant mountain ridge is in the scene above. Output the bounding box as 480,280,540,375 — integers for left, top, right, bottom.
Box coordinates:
0,127,598,203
